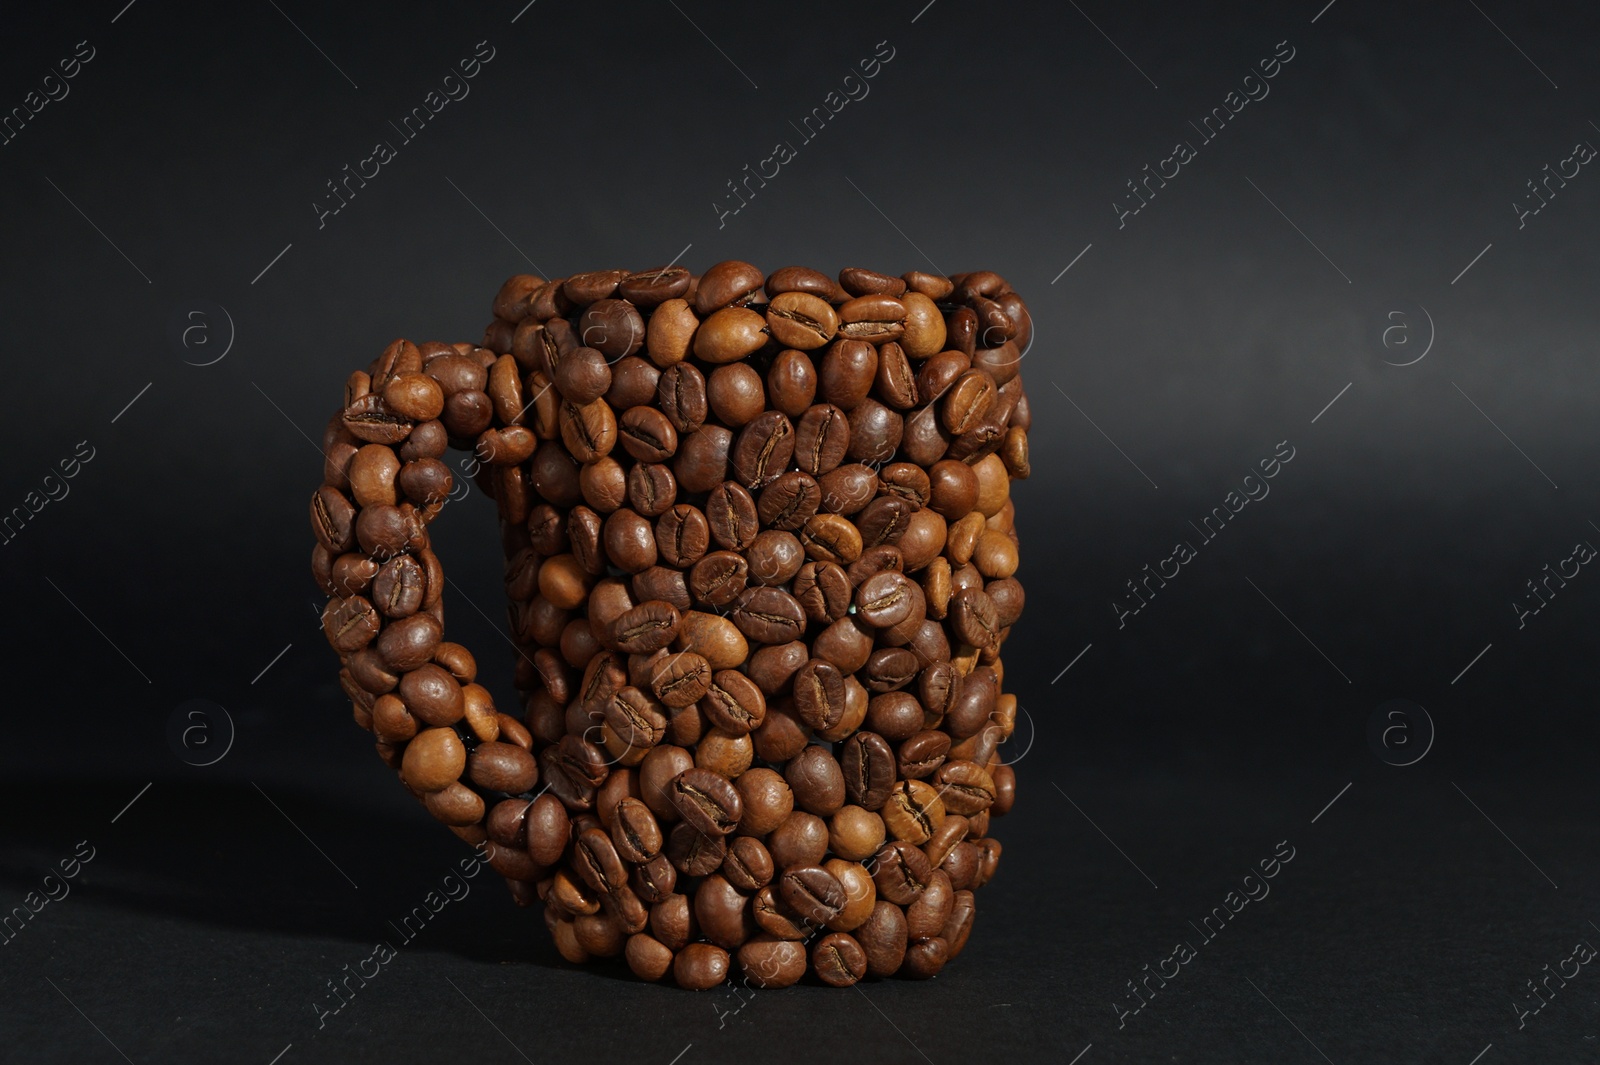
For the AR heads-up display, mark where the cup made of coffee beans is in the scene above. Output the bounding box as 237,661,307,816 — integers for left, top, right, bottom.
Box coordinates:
314,262,1030,989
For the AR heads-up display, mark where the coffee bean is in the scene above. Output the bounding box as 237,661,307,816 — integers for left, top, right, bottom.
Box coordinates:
837,294,907,344
655,504,710,568
469,740,539,794
688,551,748,608
794,403,850,475
778,865,846,925
872,840,932,905
695,260,765,314
627,463,677,517
858,901,909,976
792,659,846,731
898,730,951,779
765,265,844,300
607,355,661,410
813,932,868,987
855,571,918,628
700,669,767,735
935,759,997,815
765,291,839,349
816,464,877,515
673,425,732,494
559,397,617,462
757,471,821,531
563,269,626,304
695,873,755,950
883,779,945,845
785,744,845,816
841,731,896,810
794,560,851,623
649,651,713,708
839,266,906,297
730,411,795,488
577,299,644,360
668,767,742,836
619,265,692,307
618,406,678,463
611,600,681,654
603,687,668,754
737,934,807,988
611,797,664,863
735,767,795,835
730,586,806,645
950,586,1000,649
694,307,768,364
819,340,878,410
706,481,759,550
402,727,465,792
707,363,766,427
657,363,707,434
666,819,728,875
767,350,818,416
646,298,699,368
722,835,775,892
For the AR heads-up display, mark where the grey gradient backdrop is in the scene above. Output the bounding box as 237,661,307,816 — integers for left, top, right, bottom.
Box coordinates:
1,2,1596,1063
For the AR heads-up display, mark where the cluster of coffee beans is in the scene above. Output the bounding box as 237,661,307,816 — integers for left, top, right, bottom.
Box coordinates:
314,262,1030,989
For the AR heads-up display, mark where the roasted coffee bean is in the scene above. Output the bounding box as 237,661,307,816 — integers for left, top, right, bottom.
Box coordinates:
837,294,907,344
730,586,806,645
655,504,710,568
738,935,808,988
603,686,668,754
745,644,806,699
668,767,742,836
311,486,357,553
619,406,678,463
657,363,707,434
564,269,626,304
688,551,748,608
846,399,902,465
611,601,681,654
801,513,862,564
900,291,948,358
674,942,731,990
765,291,839,349
625,933,673,982
342,393,414,445
559,397,618,462
604,508,659,573
872,840,933,905
856,495,914,548
635,854,678,903
812,615,875,674
816,464,877,515
736,767,795,835
469,740,539,794
907,869,954,941
694,307,768,363
879,462,931,508
666,820,728,875
399,663,465,726
607,355,661,410
722,835,775,892
855,571,918,628
883,779,945,845
786,744,846,816
765,265,844,300
648,650,713,708
841,731,897,810
706,481,759,550
874,342,918,409
767,349,818,417
778,865,846,925
707,363,766,427
695,873,755,951
813,932,868,987
402,727,465,792
611,797,664,863
936,759,997,815
794,560,852,623
645,298,698,368
577,299,645,360
791,658,847,732
862,648,919,693
730,411,795,488
761,807,827,869
700,669,766,735
674,424,732,494
375,611,440,670
839,266,906,297
828,808,887,864
619,265,692,307
949,586,1000,649
898,730,951,779
858,901,909,976
626,463,677,517
819,339,878,410
793,403,850,475
674,610,749,671
372,554,426,618
993,763,1017,816
695,260,765,314
757,471,821,531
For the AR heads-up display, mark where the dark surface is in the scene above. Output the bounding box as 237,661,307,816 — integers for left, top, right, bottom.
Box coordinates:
2,1,1597,1062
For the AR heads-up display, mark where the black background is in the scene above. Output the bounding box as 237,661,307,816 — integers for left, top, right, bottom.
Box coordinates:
1,1,1596,1062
